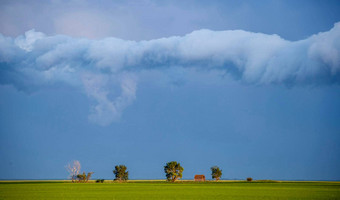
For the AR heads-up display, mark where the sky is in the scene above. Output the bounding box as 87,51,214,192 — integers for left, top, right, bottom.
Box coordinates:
0,0,340,181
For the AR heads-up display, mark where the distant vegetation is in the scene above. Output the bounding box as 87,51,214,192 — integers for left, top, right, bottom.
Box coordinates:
65,160,81,183
211,166,222,181
65,160,94,183
65,160,256,183
164,161,184,182
76,172,94,183
113,165,129,181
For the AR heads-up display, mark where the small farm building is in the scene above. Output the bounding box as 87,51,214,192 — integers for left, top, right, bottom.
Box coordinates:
194,175,205,182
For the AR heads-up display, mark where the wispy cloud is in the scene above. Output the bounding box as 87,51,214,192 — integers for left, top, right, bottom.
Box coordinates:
82,73,136,126
0,22,339,125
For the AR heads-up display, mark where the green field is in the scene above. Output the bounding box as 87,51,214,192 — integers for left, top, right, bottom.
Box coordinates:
0,180,339,200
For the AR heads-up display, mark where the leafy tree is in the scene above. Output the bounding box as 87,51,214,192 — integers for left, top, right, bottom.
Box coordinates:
77,172,86,182
76,171,94,183
211,166,222,181
113,165,129,181
164,161,184,182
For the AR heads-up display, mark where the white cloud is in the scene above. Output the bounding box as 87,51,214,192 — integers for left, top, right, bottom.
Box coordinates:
14,29,45,51
0,22,339,125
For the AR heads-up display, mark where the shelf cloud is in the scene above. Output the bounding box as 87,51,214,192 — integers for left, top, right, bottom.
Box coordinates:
1,22,339,125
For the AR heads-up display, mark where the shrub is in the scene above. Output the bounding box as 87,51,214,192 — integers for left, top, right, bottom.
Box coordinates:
96,179,105,183
247,177,253,182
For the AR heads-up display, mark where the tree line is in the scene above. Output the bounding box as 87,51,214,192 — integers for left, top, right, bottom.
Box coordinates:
66,160,223,182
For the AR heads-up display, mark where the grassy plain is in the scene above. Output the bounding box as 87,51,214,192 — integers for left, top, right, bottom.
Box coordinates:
0,180,339,200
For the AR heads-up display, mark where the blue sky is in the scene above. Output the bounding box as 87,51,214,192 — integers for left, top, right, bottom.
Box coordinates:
0,0,340,180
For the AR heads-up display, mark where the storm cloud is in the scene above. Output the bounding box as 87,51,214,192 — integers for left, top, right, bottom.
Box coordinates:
0,22,339,125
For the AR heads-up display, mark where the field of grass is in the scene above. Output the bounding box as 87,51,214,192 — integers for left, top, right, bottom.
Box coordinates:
0,180,339,199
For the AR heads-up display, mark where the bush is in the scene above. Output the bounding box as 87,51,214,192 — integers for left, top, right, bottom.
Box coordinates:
96,179,105,183
247,177,253,182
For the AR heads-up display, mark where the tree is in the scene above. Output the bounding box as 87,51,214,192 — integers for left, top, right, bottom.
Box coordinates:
76,172,86,182
86,172,94,182
164,161,184,182
76,171,94,183
211,166,222,181
66,160,81,182
113,165,129,181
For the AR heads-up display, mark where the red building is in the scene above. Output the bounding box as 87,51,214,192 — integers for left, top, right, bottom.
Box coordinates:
194,175,205,182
